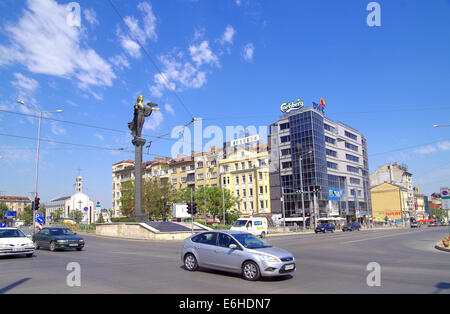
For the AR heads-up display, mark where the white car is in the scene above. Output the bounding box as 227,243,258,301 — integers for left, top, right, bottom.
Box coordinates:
0,228,35,258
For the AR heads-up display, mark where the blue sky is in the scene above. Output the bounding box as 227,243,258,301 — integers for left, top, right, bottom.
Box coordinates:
0,0,450,208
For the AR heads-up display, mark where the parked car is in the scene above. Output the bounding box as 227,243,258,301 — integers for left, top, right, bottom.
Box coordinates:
181,230,295,281
410,221,421,228
342,222,361,232
315,223,335,233
0,228,34,258
428,222,439,227
32,227,85,251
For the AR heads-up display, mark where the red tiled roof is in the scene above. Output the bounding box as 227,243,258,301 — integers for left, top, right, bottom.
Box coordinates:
0,196,31,202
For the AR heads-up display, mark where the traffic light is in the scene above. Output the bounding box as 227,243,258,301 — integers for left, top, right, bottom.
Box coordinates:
31,201,35,211
187,202,197,215
34,197,40,211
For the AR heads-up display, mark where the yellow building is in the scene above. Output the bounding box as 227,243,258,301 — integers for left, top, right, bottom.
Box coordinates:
370,182,409,223
0,196,32,214
219,144,271,217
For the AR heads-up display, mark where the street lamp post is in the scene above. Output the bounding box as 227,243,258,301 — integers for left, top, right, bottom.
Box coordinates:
17,100,62,235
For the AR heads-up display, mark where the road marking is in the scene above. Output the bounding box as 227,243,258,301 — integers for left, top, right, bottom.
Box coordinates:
341,231,420,244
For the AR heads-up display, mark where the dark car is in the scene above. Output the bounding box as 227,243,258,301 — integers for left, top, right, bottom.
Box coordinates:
410,221,421,228
342,222,361,232
32,227,85,251
315,223,335,233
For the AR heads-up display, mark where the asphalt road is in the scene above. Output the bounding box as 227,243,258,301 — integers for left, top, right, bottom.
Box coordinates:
1,227,449,294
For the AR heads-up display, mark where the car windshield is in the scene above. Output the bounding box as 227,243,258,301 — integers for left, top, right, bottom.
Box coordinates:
233,220,248,227
232,233,271,249
0,229,26,238
49,228,74,236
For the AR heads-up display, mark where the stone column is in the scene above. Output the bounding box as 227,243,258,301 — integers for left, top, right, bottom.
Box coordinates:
133,137,147,222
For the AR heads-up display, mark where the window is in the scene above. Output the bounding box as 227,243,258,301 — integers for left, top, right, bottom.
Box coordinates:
350,178,360,185
172,168,177,174
281,148,291,156
324,123,335,133
345,142,358,151
259,186,263,194
197,162,203,168
217,233,239,248
235,163,238,170
172,178,177,184
235,176,239,184
191,232,217,245
260,201,264,209
249,174,253,183
345,131,357,141
280,122,290,130
346,154,359,163
282,162,292,169
327,161,338,169
242,175,246,183
347,165,359,173
280,135,290,143
326,149,337,157
325,136,336,145
249,188,253,196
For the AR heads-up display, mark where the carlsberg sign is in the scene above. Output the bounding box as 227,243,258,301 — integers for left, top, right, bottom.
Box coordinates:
281,98,304,113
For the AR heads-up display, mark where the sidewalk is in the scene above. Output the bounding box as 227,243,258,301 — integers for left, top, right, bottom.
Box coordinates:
266,226,410,237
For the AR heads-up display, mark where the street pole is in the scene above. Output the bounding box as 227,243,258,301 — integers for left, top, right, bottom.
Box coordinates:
17,100,62,235
299,156,305,231
191,188,193,234
222,186,225,225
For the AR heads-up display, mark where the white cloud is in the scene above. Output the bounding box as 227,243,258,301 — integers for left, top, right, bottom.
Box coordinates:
437,141,450,151
117,1,158,59
414,145,437,155
150,54,207,98
236,0,242,6
242,43,255,62
0,0,115,90
109,54,130,70
165,103,175,115
94,133,104,141
220,25,236,45
11,73,39,92
143,110,163,131
189,40,219,67
50,121,66,135
84,8,98,25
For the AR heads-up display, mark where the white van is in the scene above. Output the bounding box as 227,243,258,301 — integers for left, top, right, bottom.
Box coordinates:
231,217,268,238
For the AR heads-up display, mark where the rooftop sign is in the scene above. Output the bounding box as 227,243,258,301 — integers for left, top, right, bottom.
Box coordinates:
281,98,304,113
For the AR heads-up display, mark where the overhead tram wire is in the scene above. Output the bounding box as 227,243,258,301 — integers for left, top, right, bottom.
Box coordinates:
0,109,205,150
0,132,168,158
106,0,195,120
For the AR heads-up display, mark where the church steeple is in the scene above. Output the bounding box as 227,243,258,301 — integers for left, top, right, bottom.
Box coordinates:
75,176,82,193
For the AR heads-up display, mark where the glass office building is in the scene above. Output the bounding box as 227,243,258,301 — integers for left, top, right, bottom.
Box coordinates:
269,106,370,226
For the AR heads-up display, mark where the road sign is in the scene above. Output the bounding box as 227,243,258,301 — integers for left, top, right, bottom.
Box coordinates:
84,207,88,212
0,223,6,228
35,213,44,224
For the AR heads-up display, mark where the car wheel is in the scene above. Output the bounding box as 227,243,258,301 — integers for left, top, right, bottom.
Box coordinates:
33,241,39,250
184,253,198,271
260,231,266,238
76,247,83,251
242,261,261,281
49,241,56,252
26,253,33,258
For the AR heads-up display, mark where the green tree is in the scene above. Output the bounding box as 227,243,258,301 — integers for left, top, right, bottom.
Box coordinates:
193,186,240,223
69,210,84,224
54,208,63,221
143,178,177,221
18,205,33,225
0,202,9,223
175,187,193,204
119,180,135,217
96,212,105,223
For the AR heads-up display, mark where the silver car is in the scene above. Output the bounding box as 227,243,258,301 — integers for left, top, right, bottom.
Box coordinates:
181,230,295,281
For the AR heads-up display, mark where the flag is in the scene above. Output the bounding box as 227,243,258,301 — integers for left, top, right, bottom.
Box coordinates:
320,98,326,107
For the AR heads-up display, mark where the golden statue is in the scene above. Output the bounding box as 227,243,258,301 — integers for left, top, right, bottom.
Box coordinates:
128,95,159,138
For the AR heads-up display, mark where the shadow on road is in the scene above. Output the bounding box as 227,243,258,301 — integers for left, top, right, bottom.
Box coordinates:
433,282,450,294
0,278,31,294
179,266,293,282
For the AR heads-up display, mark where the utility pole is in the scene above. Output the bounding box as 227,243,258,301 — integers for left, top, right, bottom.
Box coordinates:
17,100,62,235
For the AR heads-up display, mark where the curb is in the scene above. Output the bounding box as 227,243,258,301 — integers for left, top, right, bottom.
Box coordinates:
434,243,450,253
